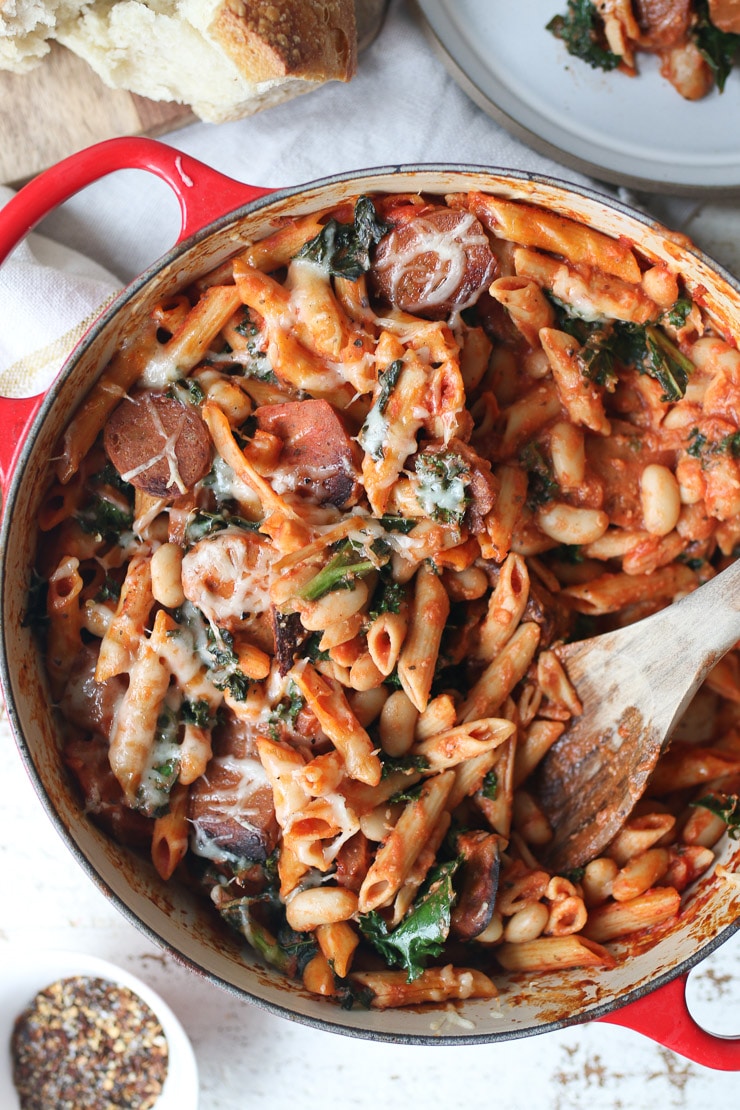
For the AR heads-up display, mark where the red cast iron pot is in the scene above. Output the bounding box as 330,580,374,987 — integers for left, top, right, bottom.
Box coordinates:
1,137,739,1064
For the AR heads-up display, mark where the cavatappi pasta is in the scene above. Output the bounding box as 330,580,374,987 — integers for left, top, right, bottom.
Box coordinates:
32,188,740,1010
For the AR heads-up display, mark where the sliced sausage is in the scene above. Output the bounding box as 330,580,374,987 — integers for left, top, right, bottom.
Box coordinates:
450,831,502,942
188,725,279,866
633,0,691,48
370,206,497,319
255,398,362,507
104,390,211,500
271,608,308,676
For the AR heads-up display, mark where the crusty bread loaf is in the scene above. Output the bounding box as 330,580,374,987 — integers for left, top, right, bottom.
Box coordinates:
0,0,356,121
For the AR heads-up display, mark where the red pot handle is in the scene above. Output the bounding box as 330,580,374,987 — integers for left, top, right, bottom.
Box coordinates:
0,136,274,497
598,972,740,1070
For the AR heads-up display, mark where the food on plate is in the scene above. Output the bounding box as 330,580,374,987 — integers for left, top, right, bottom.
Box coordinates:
12,976,168,1109
547,0,740,100
30,187,740,1010
0,0,357,123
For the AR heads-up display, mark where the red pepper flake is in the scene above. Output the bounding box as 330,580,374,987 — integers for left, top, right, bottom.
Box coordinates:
11,975,169,1109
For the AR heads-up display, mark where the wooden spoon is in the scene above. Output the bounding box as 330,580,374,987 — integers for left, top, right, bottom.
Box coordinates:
536,558,740,873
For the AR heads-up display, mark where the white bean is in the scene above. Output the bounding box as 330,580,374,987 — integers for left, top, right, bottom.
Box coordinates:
640,464,681,536
151,542,185,608
502,901,550,944
536,503,609,545
549,421,585,489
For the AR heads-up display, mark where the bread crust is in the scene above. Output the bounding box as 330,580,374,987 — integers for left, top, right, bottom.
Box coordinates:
210,0,356,83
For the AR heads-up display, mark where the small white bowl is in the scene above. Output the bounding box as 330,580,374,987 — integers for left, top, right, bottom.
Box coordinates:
0,947,199,1110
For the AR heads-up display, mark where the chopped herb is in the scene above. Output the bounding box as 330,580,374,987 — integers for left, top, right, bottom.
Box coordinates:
686,426,740,462
91,462,132,495
295,195,391,281
687,427,709,458
94,574,122,603
415,451,470,524
335,978,374,1011
298,541,379,602
379,514,416,534
520,442,559,508
546,0,621,72
206,626,252,701
234,307,260,338
76,495,134,541
302,631,331,663
369,575,405,621
383,668,404,691
167,377,204,406
182,698,217,728
663,297,693,329
359,859,460,980
678,554,706,570
379,753,430,780
719,431,740,456
268,681,305,738
135,708,180,817
612,321,694,402
387,781,424,805
376,360,403,415
560,866,586,883
555,544,584,565
691,792,740,839
480,769,498,801
694,0,740,92
357,360,403,462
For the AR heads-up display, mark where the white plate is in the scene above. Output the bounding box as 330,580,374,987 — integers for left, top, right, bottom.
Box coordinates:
0,948,199,1110
414,0,740,194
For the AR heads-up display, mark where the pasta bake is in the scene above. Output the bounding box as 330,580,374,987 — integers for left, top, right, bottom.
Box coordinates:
31,185,740,1010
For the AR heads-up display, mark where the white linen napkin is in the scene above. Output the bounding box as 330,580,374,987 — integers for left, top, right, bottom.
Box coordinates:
0,192,121,397
0,0,606,399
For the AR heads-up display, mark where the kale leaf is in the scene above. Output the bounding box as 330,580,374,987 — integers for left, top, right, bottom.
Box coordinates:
357,359,403,461
694,0,740,92
520,442,559,509
368,574,406,621
546,0,621,72
379,752,430,780
295,195,391,281
298,540,379,602
359,859,460,980
184,509,259,545
480,769,498,801
182,698,218,728
691,792,740,839
268,681,306,737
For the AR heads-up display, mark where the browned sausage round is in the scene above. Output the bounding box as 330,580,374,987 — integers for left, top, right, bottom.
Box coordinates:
104,391,211,500
370,206,497,319
255,398,362,507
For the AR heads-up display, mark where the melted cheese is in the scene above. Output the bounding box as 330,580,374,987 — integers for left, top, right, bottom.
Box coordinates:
181,530,272,626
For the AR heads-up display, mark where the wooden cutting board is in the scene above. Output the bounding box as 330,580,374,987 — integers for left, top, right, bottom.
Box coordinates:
0,42,196,187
